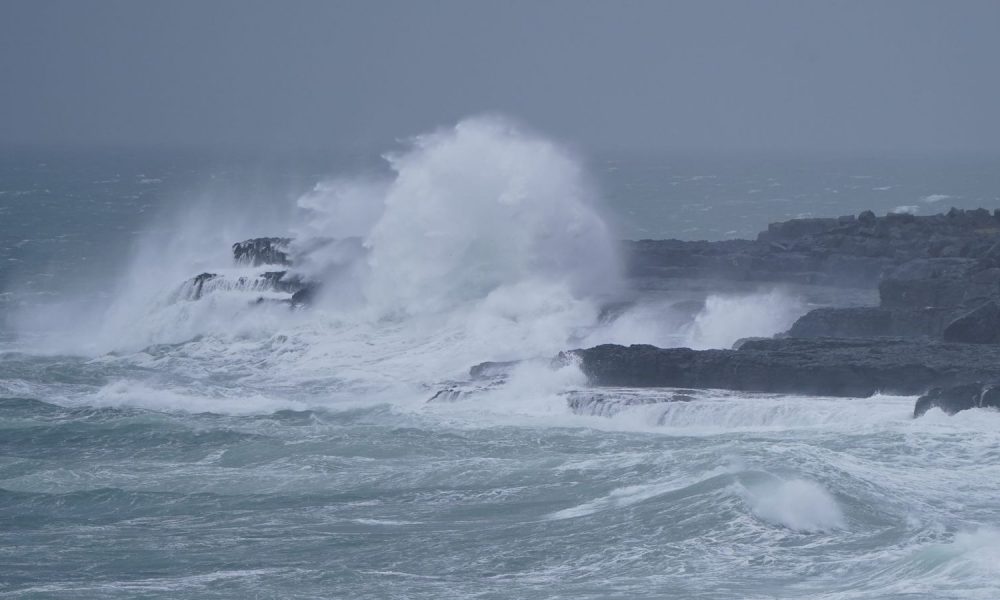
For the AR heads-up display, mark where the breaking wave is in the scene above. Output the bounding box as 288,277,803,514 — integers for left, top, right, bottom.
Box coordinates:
11,117,637,403
685,289,805,350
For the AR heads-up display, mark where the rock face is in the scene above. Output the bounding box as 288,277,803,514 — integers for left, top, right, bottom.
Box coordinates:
174,269,312,303
942,301,1000,343
626,208,1000,288
189,272,218,301
914,383,1000,417
785,307,892,338
460,209,1000,419
213,211,1000,420
878,258,977,310
617,209,1000,415
564,388,697,418
232,237,292,266
564,338,1000,398
171,237,316,306
777,211,1000,341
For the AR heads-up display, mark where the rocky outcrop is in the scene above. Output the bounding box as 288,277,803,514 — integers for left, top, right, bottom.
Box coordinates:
169,237,317,306
626,208,1000,288
789,258,1000,340
625,237,890,287
942,301,1000,343
878,258,978,310
564,388,697,418
781,211,1000,340
462,337,1000,418
560,338,1000,398
232,237,291,266
453,208,1000,419
188,272,218,301
914,383,1000,417
785,307,892,338
174,269,311,303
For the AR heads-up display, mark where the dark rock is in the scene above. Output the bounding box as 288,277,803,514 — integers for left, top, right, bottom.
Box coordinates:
964,268,1000,305
569,338,1000,398
786,307,892,338
190,272,218,300
943,301,1000,343
428,378,508,403
260,271,311,294
232,237,292,266
914,382,1000,417
885,307,956,337
913,384,984,417
879,258,975,310
175,265,317,308
564,388,696,418
785,306,955,339
627,208,1000,290
983,386,1000,410
732,336,772,350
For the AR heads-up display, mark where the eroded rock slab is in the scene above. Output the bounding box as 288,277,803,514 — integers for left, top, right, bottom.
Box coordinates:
568,338,1000,398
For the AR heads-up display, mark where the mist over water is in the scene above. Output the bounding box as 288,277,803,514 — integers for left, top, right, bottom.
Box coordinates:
2,120,1000,598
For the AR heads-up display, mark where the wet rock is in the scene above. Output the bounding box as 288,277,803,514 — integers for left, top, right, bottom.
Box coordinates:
564,388,696,418
786,306,955,339
914,382,1000,417
568,338,1000,398
785,307,892,338
190,272,218,300
943,301,1000,343
232,237,292,266
174,267,317,306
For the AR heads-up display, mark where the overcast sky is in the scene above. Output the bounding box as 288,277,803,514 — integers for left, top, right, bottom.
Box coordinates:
2,0,998,155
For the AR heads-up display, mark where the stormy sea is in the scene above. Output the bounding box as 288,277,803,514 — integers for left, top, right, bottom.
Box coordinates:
2,118,999,599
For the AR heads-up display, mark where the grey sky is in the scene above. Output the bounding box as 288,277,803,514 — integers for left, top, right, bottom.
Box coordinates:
1,0,998,154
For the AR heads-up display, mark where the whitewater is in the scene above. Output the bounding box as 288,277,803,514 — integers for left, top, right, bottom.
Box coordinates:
2,118,999,599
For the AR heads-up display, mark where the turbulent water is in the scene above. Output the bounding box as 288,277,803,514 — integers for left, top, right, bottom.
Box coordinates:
2,119,1000,598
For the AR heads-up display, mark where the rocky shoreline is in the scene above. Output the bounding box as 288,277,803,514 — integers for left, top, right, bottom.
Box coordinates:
567,339,1000,416
186,208,1000,418
561,208,1000,418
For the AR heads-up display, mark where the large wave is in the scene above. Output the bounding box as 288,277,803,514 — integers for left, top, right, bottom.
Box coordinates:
10,116,812,412
12,117,633,397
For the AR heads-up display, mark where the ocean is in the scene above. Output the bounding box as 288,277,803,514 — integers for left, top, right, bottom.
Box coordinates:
2,119,1000,598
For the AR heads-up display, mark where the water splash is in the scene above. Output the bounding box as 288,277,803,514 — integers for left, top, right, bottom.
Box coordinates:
740,478,846,532
685,289,805,349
